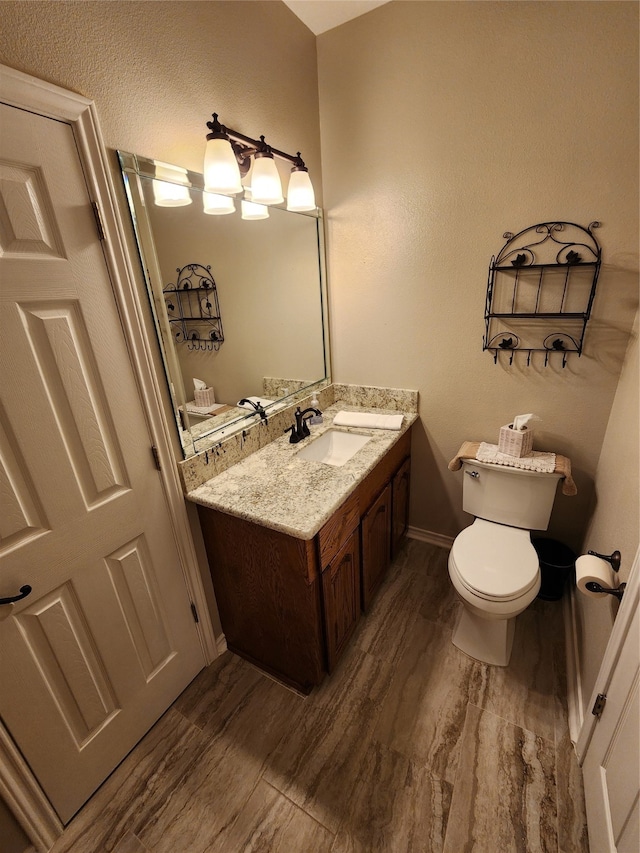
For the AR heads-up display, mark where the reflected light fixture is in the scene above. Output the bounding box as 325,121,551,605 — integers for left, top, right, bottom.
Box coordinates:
202,191,236,215
204,113,316,211
153,161,192,207
241,198,269,220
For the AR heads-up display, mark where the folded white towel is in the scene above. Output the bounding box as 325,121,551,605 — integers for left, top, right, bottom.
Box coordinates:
476,442,556,473
333,411,403,431
236,396,274,410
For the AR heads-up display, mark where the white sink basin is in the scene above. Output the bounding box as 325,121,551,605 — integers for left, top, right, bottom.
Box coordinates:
296,429,371,467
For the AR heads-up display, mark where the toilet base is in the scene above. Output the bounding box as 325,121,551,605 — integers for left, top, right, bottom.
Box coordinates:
452,607,516,666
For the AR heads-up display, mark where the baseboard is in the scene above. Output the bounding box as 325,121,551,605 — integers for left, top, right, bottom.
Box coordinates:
406,526,455,549
563,585,584,744
215,633,228,655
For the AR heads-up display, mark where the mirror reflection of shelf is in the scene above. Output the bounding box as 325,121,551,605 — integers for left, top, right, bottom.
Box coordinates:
483,221,601,367
164,263,224,352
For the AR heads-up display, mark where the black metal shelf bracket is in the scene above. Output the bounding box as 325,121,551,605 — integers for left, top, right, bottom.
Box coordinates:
164,263,224,352
483,221,601,367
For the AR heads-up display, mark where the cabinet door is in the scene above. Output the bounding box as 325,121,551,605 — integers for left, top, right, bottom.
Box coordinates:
361,483,392,611
391,456,411,557
321,531,361,672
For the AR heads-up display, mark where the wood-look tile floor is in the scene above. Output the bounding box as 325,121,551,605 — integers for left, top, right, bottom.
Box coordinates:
51,540,589,853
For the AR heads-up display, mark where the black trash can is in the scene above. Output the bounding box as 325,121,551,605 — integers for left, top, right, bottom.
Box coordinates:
532,538,576,601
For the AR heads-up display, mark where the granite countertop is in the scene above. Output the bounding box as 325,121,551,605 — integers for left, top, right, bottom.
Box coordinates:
187,402,418,540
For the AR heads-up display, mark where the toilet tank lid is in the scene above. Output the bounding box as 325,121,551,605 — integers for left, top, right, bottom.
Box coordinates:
451,520,539,599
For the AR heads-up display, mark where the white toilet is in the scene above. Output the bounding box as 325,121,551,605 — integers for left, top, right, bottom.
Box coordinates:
448,459,562,666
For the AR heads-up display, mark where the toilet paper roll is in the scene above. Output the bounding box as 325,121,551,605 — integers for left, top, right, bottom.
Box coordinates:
575,554,617,598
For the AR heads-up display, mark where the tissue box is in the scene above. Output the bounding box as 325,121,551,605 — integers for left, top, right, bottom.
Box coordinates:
194,387,215,407
498,424,534,457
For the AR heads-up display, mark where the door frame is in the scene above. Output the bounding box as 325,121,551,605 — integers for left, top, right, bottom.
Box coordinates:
0,64,218,851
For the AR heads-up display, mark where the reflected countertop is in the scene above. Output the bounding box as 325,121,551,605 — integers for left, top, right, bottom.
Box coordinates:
186,402,418,540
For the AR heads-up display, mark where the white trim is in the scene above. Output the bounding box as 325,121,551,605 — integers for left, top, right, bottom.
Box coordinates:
215,632,228,654
576,546,640,763
407,525,455,549
563,585,584,744
0,726,61,853
0,63,219,848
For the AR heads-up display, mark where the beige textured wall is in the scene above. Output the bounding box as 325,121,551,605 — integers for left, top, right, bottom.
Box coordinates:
0,0,321,193
317,0,639,551
576,310,639,711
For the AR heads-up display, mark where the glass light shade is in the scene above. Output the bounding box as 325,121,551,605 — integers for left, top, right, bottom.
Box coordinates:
203,137,243,195
152,162,192,207
202,191,235,215
286,169,316,212
241,199,269,220
250,155,284,205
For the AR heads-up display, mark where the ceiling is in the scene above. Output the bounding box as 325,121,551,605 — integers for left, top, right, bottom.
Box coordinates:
282,0,391,35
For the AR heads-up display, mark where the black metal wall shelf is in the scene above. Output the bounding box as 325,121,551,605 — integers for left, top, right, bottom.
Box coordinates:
164,263,224,352
483,221,601,367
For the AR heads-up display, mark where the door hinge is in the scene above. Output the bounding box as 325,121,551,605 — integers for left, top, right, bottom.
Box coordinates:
91,201,105,241
151,445,162,471
190,602,199,623
592,692,607,718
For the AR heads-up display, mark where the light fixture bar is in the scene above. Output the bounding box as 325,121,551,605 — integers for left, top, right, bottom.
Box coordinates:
205,113,316,209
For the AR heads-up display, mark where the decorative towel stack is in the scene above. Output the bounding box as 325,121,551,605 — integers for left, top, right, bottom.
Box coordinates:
476,442,556,473
448,440,577,496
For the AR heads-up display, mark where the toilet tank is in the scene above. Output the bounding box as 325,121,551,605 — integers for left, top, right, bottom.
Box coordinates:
461,460,562,530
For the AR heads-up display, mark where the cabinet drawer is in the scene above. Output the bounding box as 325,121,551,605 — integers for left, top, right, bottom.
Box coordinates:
318,491,360,568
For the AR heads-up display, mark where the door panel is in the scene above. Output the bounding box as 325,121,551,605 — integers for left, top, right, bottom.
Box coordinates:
361,484,391,611
582,601,639,852
0,103,204,823
322,531,360,672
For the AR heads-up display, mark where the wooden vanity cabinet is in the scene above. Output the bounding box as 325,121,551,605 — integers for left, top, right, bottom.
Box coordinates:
197,427,412,692
196,507,326,693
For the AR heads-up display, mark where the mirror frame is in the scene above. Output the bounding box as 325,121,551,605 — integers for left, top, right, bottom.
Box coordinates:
117,150,331,456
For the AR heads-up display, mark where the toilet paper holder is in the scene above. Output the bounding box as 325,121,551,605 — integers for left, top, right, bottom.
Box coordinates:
585,549,625,601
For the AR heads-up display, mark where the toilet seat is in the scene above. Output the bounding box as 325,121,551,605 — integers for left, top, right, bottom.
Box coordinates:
449,519,539,602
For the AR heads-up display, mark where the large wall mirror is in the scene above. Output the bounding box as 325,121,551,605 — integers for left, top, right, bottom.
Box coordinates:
118,152,330,457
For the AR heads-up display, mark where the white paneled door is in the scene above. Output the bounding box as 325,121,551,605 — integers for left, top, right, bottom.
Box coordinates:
582,599,639,852
0,103,205,824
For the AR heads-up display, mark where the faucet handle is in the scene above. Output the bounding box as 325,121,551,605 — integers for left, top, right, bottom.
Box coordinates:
284,424,301,444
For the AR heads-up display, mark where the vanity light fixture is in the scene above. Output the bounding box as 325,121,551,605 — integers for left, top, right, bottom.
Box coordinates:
204,120,243,195
204,113,316,211
202,191,236,215
152,161,192,207
286,164,315,212
250,146,284,205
